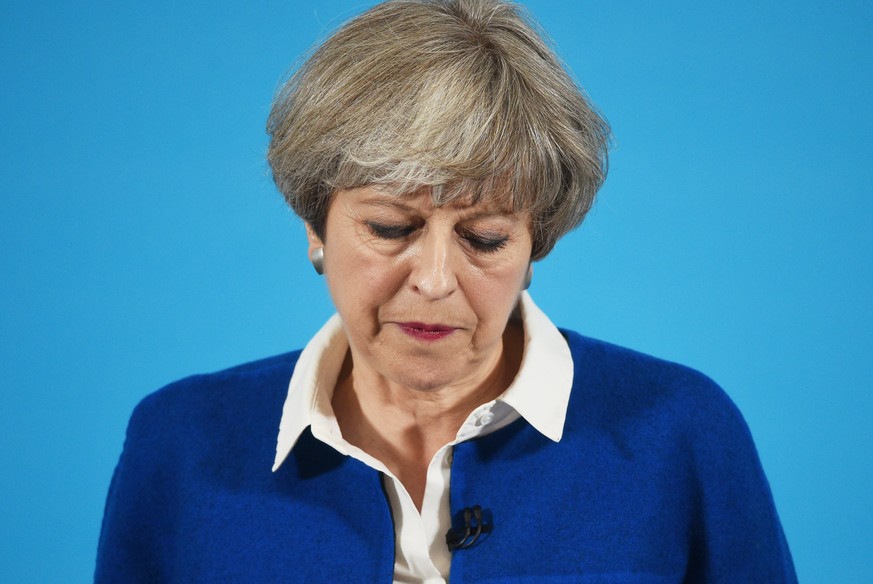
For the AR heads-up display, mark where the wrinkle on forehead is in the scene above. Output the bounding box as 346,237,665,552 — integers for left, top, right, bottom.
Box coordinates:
366,175,525,212
348,185,527,224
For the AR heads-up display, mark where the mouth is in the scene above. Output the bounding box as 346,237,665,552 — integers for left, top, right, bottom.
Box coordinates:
396,322,457,341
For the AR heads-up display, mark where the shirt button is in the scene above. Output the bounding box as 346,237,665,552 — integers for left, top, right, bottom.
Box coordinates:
478,412,495,426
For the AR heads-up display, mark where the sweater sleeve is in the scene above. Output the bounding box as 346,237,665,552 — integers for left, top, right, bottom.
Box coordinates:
683,378,797,583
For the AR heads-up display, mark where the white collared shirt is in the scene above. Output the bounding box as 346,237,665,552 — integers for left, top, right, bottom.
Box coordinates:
273,292,574,583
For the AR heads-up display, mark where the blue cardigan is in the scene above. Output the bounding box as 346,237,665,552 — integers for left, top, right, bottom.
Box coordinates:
96,330,797,583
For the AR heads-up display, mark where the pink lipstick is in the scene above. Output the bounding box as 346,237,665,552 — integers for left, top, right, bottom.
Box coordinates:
397,322,456,341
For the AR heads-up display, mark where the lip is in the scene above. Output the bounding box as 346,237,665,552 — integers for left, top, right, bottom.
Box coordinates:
396,322,457,341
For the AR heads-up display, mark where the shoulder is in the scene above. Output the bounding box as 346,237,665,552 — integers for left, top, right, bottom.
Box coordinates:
127,350,302,446
564,329,718,388
556,332,796,581
558,330,778,516
560,329,750,447
112,350,304,504
97,350,306,580
136,350,301,410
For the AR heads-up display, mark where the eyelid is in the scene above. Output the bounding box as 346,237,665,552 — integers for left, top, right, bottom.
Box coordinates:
364,219,510,253
461,226,508,241
364,220,416,240
460,228,510,253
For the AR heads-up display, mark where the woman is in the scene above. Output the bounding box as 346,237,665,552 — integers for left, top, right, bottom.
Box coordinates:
96,1,797,582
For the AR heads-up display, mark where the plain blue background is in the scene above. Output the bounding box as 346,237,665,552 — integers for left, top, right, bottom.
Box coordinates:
2,0,871,581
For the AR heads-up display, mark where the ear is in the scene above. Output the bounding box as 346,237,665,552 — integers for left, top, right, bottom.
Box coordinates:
305,223,324,256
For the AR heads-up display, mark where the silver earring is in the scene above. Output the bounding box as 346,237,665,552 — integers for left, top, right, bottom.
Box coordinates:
310,247,324,275
523,265,533,290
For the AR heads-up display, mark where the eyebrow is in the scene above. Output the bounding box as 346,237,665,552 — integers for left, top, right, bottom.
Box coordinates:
357,195,519,222
358,197,416,212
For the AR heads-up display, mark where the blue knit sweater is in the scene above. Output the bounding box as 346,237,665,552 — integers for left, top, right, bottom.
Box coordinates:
96,330,796,583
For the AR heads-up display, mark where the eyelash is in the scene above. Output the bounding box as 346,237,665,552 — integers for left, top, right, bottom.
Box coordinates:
365,222,416,240
462,230,509,253
365,222,509,254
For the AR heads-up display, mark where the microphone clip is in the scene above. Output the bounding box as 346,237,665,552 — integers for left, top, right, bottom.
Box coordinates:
446,505,491,551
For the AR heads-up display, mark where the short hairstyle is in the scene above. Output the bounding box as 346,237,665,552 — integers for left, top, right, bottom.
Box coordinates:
267,0,609,259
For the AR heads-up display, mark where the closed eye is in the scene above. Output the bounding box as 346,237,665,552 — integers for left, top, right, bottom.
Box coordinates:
461,230,509,253
365,221,416,240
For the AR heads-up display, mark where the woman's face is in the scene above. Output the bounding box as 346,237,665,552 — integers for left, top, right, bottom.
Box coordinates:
309,185,533,392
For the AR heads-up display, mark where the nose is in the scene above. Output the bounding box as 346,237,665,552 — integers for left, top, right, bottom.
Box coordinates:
408,229,458,300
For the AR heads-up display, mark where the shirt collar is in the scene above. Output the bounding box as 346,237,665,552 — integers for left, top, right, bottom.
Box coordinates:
272,292,574,471
499,292,574,442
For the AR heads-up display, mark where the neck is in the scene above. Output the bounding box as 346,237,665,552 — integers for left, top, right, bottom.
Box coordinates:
331,320,524,509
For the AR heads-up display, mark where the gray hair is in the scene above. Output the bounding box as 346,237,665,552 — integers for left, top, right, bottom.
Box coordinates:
267,0,609,259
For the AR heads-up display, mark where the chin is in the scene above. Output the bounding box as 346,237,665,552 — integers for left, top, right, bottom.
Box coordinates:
386,361,458,392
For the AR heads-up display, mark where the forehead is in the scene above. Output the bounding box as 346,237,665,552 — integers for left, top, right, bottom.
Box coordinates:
340,185,522,219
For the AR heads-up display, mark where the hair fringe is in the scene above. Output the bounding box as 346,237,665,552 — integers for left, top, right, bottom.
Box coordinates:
267,0,610,259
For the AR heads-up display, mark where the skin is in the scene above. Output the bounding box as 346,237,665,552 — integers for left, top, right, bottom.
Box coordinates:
306,185,532,509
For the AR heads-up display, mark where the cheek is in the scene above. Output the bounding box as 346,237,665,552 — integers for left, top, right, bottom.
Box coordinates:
327,246,405,319
467,263,527,321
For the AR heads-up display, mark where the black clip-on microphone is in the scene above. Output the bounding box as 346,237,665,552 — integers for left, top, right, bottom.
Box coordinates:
446,505,487,551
